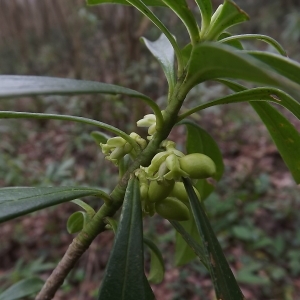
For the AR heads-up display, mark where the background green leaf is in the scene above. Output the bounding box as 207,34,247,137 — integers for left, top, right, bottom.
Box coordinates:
0,278,44,300
0,187,103,223
67,211,88,234
98,178,154,300
183,178,245,299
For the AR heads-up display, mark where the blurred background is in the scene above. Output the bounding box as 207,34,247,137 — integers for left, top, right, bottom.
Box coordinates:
0,0,300,299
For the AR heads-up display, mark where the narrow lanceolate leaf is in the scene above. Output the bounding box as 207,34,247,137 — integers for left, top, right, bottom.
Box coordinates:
87,0,166,6
143,238,165,284
0,187,105,223
184,42,300,94
179,87,300,121
195,0,213,35
0,76,150,100
219,80,300,184
219,34,287,56
0,111,140,153
247,51,300,87
203,0,249,41
98,177,155,300
183,178,244,300
251,102,300,183
174,217,204,266
141,34,175,92
0,278,44,300
161,0,200,45
218,32,243,50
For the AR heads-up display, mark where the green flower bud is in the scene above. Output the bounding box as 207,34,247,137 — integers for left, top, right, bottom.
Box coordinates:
179,153,216,179
147,179,175,203
169,182,201,203
155,197,190,221
164,154,189,180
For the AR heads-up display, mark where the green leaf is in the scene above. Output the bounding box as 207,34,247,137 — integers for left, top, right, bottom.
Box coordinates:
184,42,300,94
71,199,96,216
0,187,104,223
87,0,166,6
141,34,175,92
0,111,140,153
203,0,249,40
219,34,287,56
67,211,88,234
161,0,200,45
0,278,44,300
0,75,150,100
247,51,300,87
143,238,165,284
90,131,110,145
194,0,213,35
219,80,300,184
98,177,155,300
183,178,244,299
251,102,300,183
179,86,300,121
0,76,163,123
174,217,204,266
218,32,243,50
170,220,207,267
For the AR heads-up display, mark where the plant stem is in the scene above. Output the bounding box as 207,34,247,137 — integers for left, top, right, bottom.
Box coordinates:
35,78,188,300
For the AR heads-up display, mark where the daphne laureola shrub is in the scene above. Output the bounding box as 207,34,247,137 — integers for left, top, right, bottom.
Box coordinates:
1,0,300,299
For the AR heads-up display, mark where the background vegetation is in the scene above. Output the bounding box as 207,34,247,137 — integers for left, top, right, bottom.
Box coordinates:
0,0,300,299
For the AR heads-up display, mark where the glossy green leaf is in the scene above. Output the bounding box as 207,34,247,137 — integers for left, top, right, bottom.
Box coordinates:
161,0,200,45
0,75,150,100
195,0,213,34
203,0,249,40
0,278,44,300
0,76,162,121
144,238,165,284
183,177,244,299
218,32,243,50
87,0,166,6
219,80,300,184
98,178,154,300
184,42,299,93
67,211,88,234
251,102,300,183
219,34,287,56
90,131,110,145
170,220,207,267
247,51,300,87
141,34,175,91
0,187,104,223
